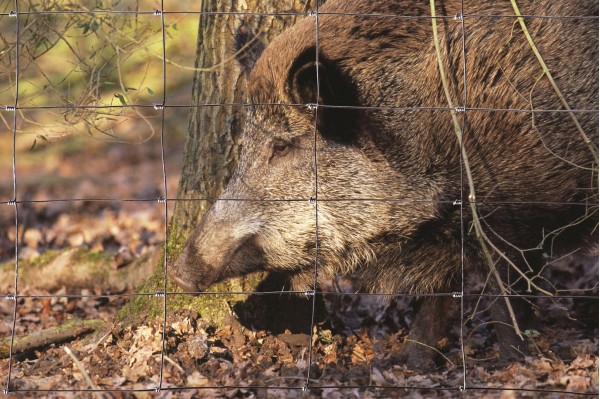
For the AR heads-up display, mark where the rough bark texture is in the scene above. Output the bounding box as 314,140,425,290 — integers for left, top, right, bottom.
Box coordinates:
171,0,316,238
123,0,320,328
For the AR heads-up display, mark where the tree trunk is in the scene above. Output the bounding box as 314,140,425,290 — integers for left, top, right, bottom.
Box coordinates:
172,0,316,237
122,0,318,327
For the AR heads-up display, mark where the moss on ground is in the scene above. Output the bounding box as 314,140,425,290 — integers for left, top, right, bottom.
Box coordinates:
118,229,266,328
70,247,112,265
0,249,62,273
27,250,62,268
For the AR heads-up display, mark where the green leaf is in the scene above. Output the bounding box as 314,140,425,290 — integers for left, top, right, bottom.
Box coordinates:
172,23,178,30
318,331,339,344
30,134,48,151
82,23,90,34
90,20,100,31
125,87,137,92
115,93,127,106
146,87,154,95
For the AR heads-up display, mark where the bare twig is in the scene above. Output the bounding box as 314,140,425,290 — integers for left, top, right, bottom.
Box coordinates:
429,0,526,340
64,346,112,399
509,0,598,165
0,319,105,359
63,346,96,389
163,355,186,375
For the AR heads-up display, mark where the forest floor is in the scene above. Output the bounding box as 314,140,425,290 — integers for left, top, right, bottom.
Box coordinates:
0,133,598,399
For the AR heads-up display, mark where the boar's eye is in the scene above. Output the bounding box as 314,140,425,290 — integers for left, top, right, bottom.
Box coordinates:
269,140,292,162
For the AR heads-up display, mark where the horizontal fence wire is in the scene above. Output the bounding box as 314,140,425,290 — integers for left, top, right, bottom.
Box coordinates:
1,9,599,19
2,292,597,300
1,198,598,206
1,1,598,396
3,104,599,112
2,390,597,398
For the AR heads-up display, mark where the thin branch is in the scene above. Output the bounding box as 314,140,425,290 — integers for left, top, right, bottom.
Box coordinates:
64,346,112,399
509,0,598,165
0,319,105,358
429,0,525,340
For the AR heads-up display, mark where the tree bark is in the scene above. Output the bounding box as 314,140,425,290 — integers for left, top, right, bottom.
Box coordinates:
172,0,316,238
123,0,319,327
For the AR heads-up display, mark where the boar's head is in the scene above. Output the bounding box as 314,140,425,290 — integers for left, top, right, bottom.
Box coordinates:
170,23,449,293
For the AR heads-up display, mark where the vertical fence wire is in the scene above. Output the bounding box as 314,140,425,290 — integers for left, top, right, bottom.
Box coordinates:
157,0,169,392
0,1,598,396
5,0,20,393
305,0,321,390
459,1,468,391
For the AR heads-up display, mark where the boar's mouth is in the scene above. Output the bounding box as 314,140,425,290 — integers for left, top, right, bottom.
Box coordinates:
170,235,267,293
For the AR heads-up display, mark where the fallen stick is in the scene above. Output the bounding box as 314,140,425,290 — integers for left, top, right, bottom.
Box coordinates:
0,319,105,359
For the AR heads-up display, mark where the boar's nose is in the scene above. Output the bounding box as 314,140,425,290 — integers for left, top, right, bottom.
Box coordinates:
168,247,209,293
169,268,198,293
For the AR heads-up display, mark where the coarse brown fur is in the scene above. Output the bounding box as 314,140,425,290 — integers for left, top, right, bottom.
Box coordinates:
172,0,599,369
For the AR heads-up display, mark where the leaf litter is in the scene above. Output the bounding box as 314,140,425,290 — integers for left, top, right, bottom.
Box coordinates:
0,136,597,398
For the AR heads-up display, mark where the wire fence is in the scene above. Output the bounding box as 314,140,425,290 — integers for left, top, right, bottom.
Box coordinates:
1,0,598,397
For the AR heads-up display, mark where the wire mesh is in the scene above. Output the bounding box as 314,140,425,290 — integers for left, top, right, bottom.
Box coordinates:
1,0,598,397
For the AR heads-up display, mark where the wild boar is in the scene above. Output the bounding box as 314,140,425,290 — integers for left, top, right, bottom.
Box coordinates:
171,0,598,369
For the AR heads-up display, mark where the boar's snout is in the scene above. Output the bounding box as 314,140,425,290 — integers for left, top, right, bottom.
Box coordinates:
169,247,211,292
169,209,266,292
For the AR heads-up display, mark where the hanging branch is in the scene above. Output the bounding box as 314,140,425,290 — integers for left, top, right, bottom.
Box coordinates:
429,0,528,341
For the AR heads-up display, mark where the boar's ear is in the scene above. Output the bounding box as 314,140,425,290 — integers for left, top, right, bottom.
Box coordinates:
235,24,266,76
288,47,359,143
